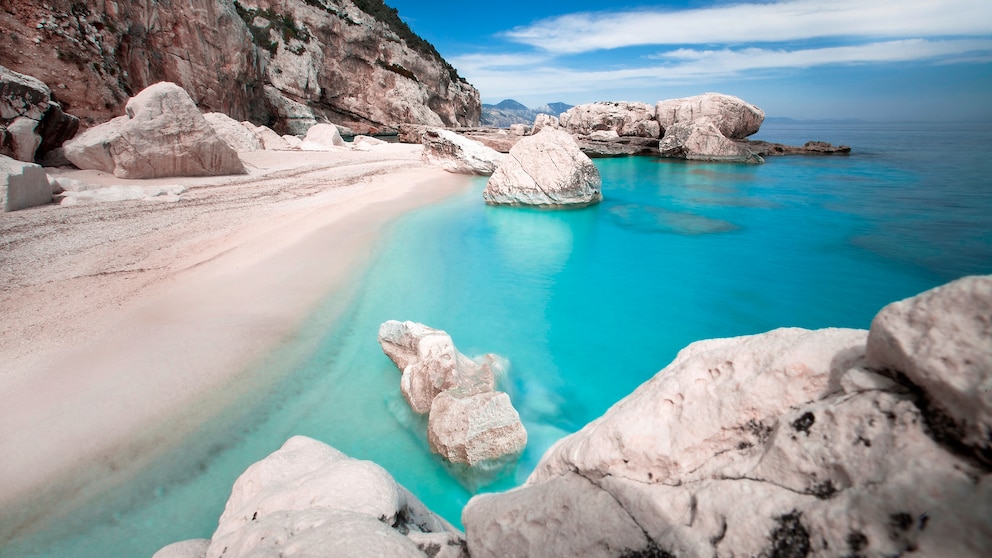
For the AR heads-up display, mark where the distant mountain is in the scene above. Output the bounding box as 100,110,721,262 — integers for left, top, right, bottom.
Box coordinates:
481,99,574,127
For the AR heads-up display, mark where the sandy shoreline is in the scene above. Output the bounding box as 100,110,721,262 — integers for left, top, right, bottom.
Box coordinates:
0,144,472,542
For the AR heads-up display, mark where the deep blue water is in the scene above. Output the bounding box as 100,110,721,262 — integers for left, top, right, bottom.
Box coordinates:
4,121,991,557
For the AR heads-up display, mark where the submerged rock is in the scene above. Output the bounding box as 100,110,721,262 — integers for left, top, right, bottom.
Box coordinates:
420,128,504,175
63,82,245,178
199,436,466,558
463,276,992,557
659,118,763,163
483,128,602,207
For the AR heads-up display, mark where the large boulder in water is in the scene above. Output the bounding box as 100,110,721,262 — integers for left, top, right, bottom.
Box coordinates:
428,391,527,469
421,128,504,175
463,277,992,557
483,127,602,207
659,118,763,163
656,93,764,139
200,436,466,558
559,101,661,138
63,82,245,178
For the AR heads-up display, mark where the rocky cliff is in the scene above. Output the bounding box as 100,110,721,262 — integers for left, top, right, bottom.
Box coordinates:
0,0,479,134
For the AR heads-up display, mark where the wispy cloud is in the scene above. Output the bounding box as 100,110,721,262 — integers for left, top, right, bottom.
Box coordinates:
464,39,992,100
504,0,992,54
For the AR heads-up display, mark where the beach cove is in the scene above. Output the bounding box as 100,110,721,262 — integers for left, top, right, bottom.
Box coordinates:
0,144,473,552
2,120,990,557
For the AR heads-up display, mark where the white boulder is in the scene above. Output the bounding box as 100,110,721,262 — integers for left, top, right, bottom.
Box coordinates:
866,275,992,461
427,391,527,468
300,123,345,151
204,436,464,558
530,114,559,135
378,320,498,414
659,118,763,163
463,319,992,557
1,154,52,211
420,129,504,176
656,93,765,139
242,122,292,150
483,127,602,207
5,117,41,162
63,82,245,178
203,112,263,152
559,101,661,138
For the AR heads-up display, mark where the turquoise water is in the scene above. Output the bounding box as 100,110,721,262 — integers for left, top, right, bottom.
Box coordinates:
4,122,991,557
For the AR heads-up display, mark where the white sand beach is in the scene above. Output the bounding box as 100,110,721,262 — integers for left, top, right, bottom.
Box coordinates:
0,144,471,542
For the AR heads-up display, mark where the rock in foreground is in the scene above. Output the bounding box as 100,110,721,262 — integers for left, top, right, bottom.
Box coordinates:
190,436,466,558
63,82,245,178
1,155,52,211
483,128,602,207
463,276,992,557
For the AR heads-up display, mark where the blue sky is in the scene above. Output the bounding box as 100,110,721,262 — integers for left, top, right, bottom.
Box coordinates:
386,0,992,120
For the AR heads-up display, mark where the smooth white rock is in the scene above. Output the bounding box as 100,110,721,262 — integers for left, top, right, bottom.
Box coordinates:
866,274,992,459
300,123,345,150
420,128,503,176
282,134,304,149
206,436,462,558
1,154,52,211
203,112,263,152
63,82,245,178
656,92,765,139
483,127,602,207
242,122,292,151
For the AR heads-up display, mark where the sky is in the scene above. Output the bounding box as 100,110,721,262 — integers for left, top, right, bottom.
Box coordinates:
385,0,992,121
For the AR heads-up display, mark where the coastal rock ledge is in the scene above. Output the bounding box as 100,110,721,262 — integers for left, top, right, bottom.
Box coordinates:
463,275,992,557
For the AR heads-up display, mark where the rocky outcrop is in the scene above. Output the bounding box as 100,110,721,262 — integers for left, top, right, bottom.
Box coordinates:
204,112,263,152
158,436,467,558
1,154,52,211
748,139,852,156
421,128,504,175
0,1,480,135
656,93,764,139
867,275,992,463
531,114,559,135
0,65,78,162
483,128,602,207
63,82,245,178
462,276,992,557
560,101,661,139
659,118,764,163
378,321,526,485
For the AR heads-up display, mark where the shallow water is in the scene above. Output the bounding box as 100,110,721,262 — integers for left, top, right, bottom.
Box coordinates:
5,122,991,557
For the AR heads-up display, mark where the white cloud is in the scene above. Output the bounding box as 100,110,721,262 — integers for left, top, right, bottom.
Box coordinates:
504,0,992,54
465,39,992,100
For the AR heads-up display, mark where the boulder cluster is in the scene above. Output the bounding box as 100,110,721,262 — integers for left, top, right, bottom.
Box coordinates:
159,275,992,557
377,321,527,486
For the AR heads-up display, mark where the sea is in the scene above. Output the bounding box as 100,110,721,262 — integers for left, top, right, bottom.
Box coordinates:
3,121,991,557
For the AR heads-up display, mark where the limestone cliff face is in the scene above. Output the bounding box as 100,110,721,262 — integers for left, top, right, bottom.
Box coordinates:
0,0,479,134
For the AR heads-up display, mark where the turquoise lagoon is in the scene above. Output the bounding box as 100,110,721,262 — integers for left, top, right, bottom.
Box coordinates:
5,121,992,557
